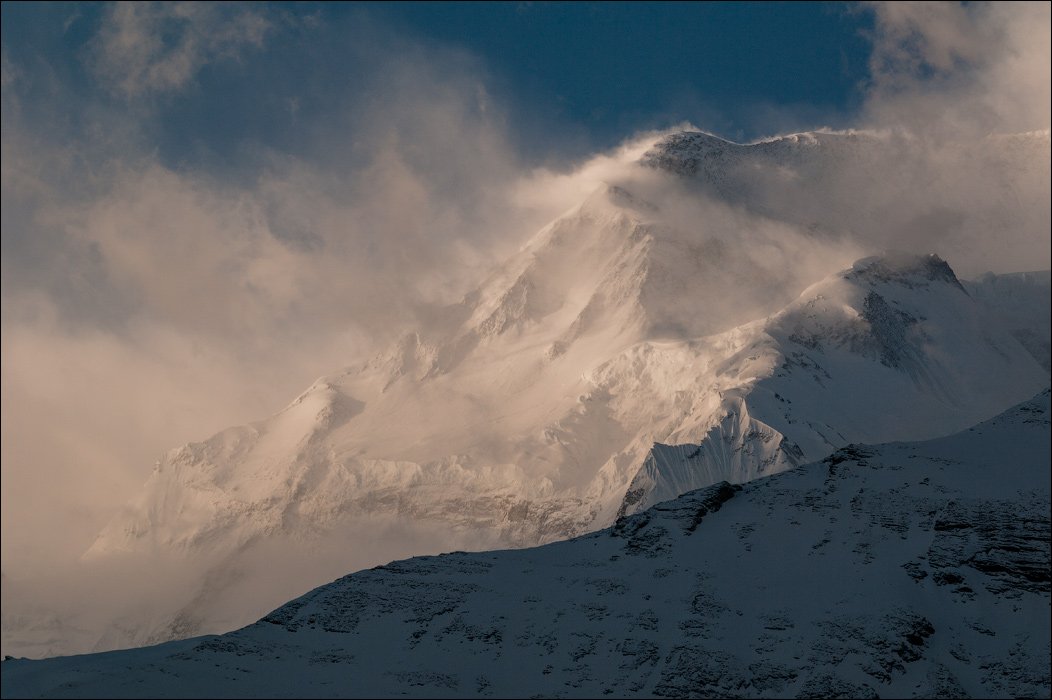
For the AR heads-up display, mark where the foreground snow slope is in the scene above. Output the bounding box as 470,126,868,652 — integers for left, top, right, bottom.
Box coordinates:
4,390,1048,698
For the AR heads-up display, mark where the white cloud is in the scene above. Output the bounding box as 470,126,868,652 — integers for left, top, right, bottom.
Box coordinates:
864,1,1051,135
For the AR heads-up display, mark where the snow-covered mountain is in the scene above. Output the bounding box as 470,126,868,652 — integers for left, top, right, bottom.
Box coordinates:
4,389,1048,698
4,130,1048,659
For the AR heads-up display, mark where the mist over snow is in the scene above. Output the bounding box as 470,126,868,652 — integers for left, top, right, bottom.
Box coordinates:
5,390,1049,698
1,1,1049,661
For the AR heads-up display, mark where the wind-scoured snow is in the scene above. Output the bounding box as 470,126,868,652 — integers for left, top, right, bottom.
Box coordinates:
4,390,1048,698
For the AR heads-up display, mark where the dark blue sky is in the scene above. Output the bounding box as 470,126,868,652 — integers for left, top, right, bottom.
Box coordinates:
366,2,873,139
1,2,875,170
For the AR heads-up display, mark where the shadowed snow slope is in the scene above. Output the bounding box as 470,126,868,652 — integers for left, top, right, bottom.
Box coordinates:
964,270,1052,373
6,130,1047,658
4,389,1049,698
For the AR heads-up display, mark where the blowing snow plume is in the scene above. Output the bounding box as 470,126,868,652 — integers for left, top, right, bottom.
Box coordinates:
2,1,1050,659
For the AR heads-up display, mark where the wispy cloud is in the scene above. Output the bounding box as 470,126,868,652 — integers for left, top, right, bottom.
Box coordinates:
88,2,271,97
